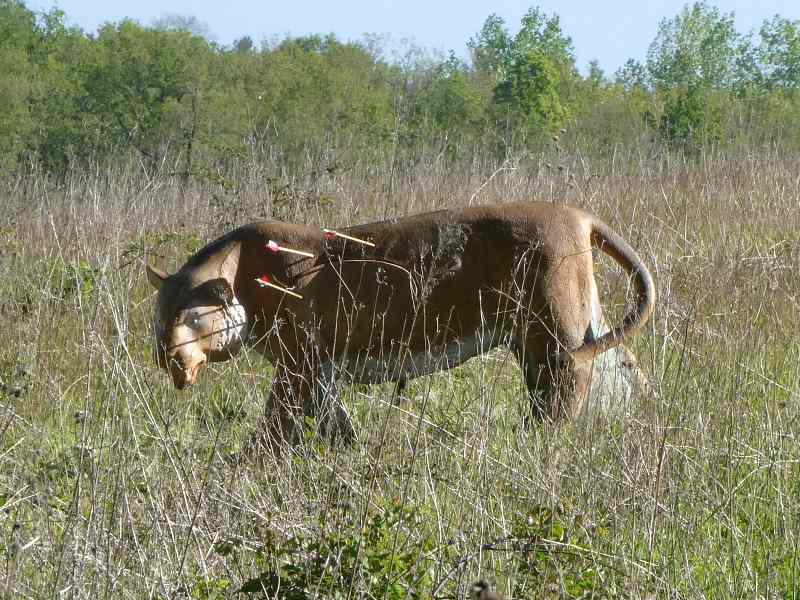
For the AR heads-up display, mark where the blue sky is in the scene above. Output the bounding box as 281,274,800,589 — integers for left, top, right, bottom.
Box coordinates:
28,0,799,75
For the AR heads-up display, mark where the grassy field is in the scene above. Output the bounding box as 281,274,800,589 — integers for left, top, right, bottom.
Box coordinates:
0,150,798,599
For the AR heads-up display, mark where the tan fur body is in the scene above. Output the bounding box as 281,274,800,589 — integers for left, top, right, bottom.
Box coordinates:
147,202,655,449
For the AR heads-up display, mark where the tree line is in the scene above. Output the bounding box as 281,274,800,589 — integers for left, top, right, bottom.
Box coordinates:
1,0,799,178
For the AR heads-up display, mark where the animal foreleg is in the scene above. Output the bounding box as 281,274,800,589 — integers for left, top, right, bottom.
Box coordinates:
512,344,552,425
305,362,355,444
245,363,312,454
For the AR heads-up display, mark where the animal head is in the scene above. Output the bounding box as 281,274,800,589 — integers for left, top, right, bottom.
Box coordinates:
146,244,247,389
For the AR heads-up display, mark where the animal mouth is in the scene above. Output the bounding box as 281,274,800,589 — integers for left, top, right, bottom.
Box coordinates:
170,359,206,389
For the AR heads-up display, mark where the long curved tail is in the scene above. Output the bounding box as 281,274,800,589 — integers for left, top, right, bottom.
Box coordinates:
571,218,655,362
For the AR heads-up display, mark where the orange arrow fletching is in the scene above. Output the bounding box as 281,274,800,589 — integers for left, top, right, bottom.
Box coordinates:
265,240,315,258
322,228,375,247
254,275,303,299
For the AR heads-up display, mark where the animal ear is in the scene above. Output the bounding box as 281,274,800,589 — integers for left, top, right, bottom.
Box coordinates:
206,277,235,305
146,264,168,289
219,242,241,283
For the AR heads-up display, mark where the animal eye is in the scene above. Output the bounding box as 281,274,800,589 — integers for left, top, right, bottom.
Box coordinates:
186,314,201,328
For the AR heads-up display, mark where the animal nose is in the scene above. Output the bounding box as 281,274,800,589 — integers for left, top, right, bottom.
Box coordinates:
168,358,189,388
167,356,206,389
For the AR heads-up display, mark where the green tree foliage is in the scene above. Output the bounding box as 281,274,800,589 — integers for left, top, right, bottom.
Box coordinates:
615,59,648,91
758,16,800,90
418,53,487,153
1,2,799,178
82,21,213,167
494,50,566,144
249,35,395,167
469,8,575,151
232,35,254,54
30,12,96,171
468,14,513,80
0,3,93,171
0,0,37,170
646,1,748,90
659,85,725,147
645,2,751,147
150,13,211,38
514,7,576,79
470,8,576,79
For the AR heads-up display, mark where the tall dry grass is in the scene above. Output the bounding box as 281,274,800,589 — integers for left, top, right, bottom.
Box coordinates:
0,147,798,598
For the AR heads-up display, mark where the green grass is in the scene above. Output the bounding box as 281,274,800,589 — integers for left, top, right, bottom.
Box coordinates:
0,153,798,598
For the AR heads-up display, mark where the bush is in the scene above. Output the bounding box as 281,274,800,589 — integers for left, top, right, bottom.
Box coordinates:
239,502,433,599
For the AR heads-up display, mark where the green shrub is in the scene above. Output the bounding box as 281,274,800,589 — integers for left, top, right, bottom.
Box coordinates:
239,502,433,599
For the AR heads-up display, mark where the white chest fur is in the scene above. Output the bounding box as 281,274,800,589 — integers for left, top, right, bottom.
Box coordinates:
213,298,248,352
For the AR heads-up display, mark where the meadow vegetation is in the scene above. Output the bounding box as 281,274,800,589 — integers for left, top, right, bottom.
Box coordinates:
1,1,799,598
1,148,798,598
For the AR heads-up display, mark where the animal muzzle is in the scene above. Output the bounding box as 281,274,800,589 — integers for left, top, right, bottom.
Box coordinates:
168,357,206,389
